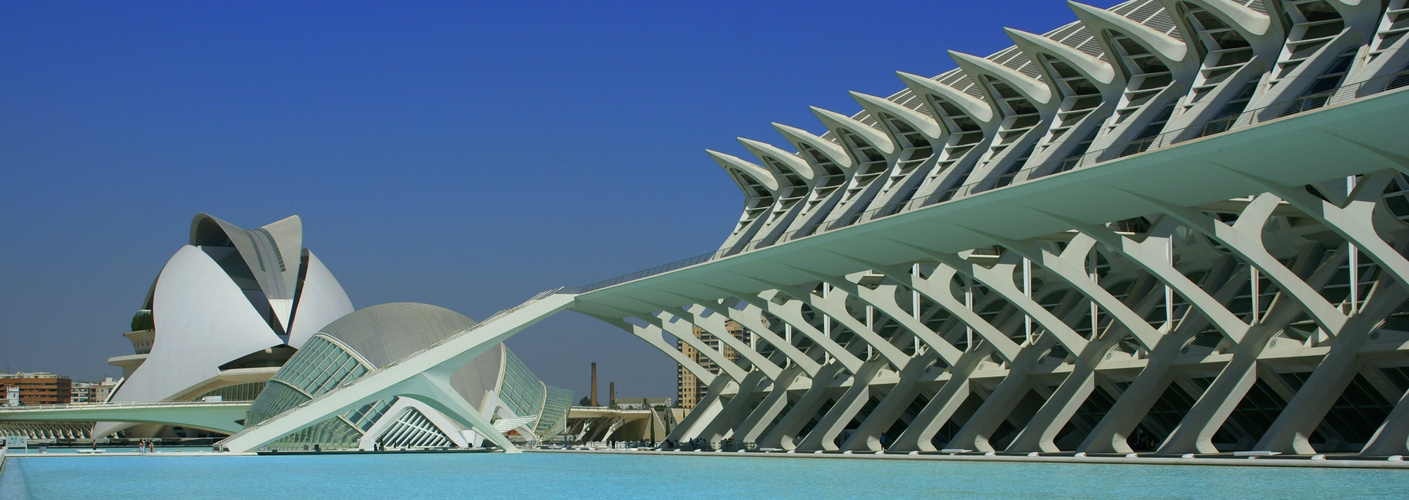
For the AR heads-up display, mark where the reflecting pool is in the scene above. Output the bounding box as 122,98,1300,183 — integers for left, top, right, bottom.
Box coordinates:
4,452,1407,499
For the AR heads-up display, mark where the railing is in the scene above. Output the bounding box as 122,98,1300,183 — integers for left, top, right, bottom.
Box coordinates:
566,70,1409,295
0,400,253,412
229,287,567,440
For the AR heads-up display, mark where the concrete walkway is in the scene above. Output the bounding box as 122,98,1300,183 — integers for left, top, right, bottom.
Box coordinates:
524,448,1409,470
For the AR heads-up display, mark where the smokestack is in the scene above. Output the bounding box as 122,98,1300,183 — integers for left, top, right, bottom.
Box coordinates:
590,362,598,406
609,382,615,407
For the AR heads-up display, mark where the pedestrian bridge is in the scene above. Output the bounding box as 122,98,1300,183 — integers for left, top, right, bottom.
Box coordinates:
0,401,251,434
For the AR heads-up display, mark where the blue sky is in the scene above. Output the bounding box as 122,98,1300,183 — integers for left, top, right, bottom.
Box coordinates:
0,0,1122,400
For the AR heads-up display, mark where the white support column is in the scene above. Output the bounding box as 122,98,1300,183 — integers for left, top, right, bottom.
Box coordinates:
878,263,1023,363
888,348,991,452
840,351,942,452
802,285,910,369
1362,387,1409,456
1136,192,1347,332
1077,256,1248,453
695,371,772,442
604,318,717,387
758,364,846,450
687,304,784,380
730,366,810,444
795,360,888,452
651,312,751,383
945,335,1057,453
1234,170,1409,289
1258,276,1409,454
1024,257,1033,345
715,301,820,376
1089,251,1100,340
665,375,738,443
924,250,1090,354
1158,243,1349,455
749,293,864,373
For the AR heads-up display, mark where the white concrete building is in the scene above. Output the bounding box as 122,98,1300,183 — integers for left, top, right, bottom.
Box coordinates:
220,0,1409,459
97,213,354,437
242,302,572,451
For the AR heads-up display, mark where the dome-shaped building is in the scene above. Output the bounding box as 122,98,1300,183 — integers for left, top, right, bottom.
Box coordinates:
244,302,572,450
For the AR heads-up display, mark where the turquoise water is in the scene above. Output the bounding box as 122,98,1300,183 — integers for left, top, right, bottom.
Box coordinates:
4,452,1408,499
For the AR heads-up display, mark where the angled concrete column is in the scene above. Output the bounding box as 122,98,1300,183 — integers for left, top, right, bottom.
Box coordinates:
398,373,520,452
946,335,1056,453
218,294,574,453
928,251,1090,354
1362,386,1409,456
1147,193,1347,331
748,292,865,373
859,258,1033,453
688,304,784,380
715,300,822,376
887,348,991,452
841,351,942,452
731,365,813,444
914,246,1126,454
1005,329,1126,453
759,364,845,451
1140,191,1401,454
1078,262,1246,453
838,276,966,364
757,274,910,370
665,375,737,443
1258,280,1409,453
811,288,911,366
1159,237,1353,454
924,251,1117,453
980,233,1163,349
1158,349,1262,454
1045,219,1257,454
877,262,1024,362
1157,268,1341,454
940,231,1163,453
795,359,889,451
652,312,751,383
1242,170,1409,288
1077,338,1179,453
696,370,771,442
601,317,717,387
1079,219,1252,344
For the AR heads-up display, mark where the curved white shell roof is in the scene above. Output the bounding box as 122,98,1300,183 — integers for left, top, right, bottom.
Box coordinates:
99,213,354,437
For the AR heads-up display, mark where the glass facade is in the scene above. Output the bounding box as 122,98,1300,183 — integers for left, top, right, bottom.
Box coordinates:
495,349,573,439
498,349,547,420
536,386,574,437
245,330,571,448
245,334,392,450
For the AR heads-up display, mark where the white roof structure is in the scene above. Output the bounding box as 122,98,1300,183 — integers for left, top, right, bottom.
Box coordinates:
96,213,354,437
221,0,1409,461
240,302,573,451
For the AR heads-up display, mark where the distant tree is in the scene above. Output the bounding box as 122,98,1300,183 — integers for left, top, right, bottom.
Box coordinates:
578,396,591,406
